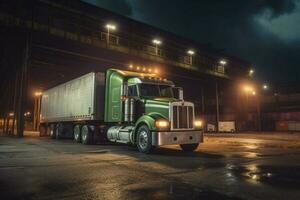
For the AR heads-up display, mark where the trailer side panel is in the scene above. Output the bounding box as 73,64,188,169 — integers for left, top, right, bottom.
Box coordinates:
41,72,104,123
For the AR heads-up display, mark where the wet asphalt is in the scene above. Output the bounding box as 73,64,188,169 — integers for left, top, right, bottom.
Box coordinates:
0,133,300,200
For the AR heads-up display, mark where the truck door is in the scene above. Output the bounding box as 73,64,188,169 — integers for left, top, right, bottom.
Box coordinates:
105,70,123,122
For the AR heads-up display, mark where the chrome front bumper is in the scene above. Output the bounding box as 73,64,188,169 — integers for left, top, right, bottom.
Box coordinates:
152,130,203,146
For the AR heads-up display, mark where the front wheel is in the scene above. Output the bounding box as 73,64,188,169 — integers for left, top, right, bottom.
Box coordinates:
180,143,199,152
136,125,155,154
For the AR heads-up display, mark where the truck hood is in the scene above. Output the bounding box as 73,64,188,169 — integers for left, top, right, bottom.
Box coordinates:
143,98,171,120
143,97,179,103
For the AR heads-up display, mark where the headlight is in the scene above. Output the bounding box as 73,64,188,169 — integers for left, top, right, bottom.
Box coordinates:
194,120,203,128
155,120,169,129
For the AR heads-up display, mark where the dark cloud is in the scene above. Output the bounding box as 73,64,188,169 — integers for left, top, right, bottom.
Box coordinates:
84,0,300,81
82,0,132,16
265,0,298,18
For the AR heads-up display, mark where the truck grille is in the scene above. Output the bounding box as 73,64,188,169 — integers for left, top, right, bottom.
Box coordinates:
172,105,194,129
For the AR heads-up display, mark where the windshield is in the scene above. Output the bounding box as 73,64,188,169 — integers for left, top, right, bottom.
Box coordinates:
139,84,174,98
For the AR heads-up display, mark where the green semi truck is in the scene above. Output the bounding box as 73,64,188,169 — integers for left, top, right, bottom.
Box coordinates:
40,68,203,153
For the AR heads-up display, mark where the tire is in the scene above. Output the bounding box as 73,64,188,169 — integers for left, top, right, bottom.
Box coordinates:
49,124,56,139
74,125,81,143
136,125,154,154
56,123,62,139
81,125,92,145
180,143,199,152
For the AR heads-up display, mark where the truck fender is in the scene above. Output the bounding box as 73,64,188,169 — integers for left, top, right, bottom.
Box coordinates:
132,113,167,144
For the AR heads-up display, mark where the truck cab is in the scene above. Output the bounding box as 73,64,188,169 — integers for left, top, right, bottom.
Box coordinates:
105,69,203,153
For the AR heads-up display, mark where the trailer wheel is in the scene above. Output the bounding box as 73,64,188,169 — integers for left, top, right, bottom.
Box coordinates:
136,125,154,154
180,143,199,152
81,125,92,145
74,125,81,143
49,124,56,139
56,123,63,139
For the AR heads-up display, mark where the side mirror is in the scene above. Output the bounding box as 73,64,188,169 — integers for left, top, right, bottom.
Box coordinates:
173,87,184,100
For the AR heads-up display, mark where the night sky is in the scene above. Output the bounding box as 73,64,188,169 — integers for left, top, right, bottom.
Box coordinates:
83,0,300,82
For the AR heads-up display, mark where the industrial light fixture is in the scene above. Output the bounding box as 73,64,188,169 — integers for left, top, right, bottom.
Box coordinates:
243,85,254,93
249,69,254,76
263,84,268,90
105,23,116,30
187,50,195,55
34,91,43,97
152,39,162,45
219,59,227,65
24,111,31,116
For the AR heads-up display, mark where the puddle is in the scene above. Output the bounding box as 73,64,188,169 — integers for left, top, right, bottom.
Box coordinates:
84,150,109,154
127,183,242,200
153,148,224,159
42,179,78,193
231,165,300,189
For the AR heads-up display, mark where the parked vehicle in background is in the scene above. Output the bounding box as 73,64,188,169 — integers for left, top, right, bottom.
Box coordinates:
218,121,236,133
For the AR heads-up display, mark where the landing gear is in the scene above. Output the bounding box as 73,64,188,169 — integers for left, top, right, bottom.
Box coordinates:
180,143,199,152
136,125,155,154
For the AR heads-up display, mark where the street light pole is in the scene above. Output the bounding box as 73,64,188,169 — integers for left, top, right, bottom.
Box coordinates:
201,87,205,114
105,24,116,47
107,27,110,47
215,81,220,132
187,50,195,65
33,92,42,131
152,39,162,56
256,93,261,131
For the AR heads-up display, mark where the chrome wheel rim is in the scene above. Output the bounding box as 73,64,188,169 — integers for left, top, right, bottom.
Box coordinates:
74,126,79,140
82,127,87,141
139,130,148,150
74,131,79,140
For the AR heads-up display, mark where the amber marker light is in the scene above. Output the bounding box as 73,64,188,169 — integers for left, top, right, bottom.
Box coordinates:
34,91,43,97
155,120,169,129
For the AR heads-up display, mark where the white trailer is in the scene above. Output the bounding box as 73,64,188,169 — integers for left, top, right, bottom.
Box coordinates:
41,72,105,123
218,121,236,133
40,72,105,139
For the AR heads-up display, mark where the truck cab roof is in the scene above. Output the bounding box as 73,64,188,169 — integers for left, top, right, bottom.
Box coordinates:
110,69,174,86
